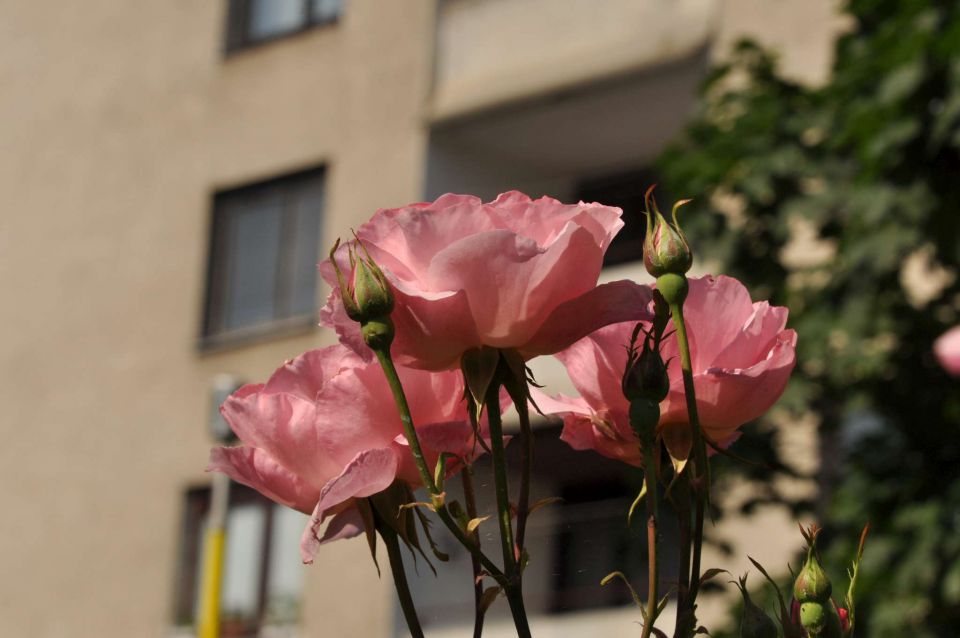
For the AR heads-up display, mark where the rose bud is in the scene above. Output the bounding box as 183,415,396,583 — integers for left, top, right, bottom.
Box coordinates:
643,186,693,279
329,238,394,322
328,238,396,350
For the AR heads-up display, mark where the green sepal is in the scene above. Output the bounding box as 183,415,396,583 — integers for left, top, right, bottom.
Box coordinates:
355,498,379,576
460,347,500,422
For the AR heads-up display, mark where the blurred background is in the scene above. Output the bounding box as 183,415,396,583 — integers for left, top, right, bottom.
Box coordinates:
2,1,957,636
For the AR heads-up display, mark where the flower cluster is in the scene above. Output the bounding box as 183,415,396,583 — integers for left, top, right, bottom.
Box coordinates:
206,189,799,637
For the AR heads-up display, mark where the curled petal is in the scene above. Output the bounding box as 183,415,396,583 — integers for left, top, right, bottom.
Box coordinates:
317,506,366,544
301,447,399,563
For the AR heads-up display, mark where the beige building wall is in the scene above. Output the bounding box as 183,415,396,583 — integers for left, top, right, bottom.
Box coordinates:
0,1,433,636
0,1,835,637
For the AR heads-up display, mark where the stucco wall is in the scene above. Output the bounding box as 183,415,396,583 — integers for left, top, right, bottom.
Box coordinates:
0,1,434,636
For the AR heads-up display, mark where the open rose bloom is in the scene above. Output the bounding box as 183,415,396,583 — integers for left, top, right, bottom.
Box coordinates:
208,344,484,562
540,275,798,464
320,191,652,370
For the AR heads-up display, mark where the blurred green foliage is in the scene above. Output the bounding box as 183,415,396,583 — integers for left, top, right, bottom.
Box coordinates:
657,1,960,635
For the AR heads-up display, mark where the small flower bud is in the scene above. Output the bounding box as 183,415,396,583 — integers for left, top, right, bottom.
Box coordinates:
837,606,850,633
622,329,670,404
643,186,693,278
329,237,394,323
735,575,778,638
794,533,832,604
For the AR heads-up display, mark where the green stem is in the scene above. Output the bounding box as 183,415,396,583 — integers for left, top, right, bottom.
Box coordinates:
641,452,660,638
669,301,710,634
485,384,532,638
513,383,534,557
372,347,509,586
689,493,705,605
462,468,486,638
374,349,434,490
381,525,425,638
674,477,692,637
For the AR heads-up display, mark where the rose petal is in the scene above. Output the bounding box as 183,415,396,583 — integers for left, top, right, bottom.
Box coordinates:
521,280,654,360
317,506,366,544
300,447,399,563
207,446,320,514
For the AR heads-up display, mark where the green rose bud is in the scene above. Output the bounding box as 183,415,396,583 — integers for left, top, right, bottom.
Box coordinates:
794,539,832,604
643,186,693,279
792,525,845,637
329,237,394,322
622,330,670,404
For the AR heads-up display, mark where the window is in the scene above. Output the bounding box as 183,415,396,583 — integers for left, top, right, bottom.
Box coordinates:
201,167,324,348
173,484,308,635
575,168,667,268
224,0,343,51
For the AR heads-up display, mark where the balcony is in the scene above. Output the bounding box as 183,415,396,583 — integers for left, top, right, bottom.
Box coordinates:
430,0,718,122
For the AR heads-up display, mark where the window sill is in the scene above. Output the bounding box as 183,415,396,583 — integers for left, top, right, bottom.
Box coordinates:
197,315,319,355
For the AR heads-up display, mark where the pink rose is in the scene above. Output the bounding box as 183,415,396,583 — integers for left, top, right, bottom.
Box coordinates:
934,325,960,376
320,191,653,370
538,275,797,464
207,344,483,563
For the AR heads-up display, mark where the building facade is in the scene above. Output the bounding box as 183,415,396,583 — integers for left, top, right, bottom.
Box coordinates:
0,1,835,636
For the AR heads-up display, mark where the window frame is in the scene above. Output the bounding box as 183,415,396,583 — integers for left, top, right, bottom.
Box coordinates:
173,484,275,632
199,166,325,352
223,0,342,54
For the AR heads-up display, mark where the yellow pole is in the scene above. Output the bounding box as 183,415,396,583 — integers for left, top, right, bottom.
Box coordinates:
197,472,230,638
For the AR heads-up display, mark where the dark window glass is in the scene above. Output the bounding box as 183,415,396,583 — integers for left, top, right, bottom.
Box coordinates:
202,168,324,346
173,485,308,632
575,168,668,267
225,0,343,51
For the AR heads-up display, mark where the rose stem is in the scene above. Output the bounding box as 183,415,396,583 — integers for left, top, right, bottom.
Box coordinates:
668,300,711,634
484,382,532,638
461,468,486,638
380,524,424,638
674,475,692,636
372,348,508,586
640,442,660,638
512,377,533,558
